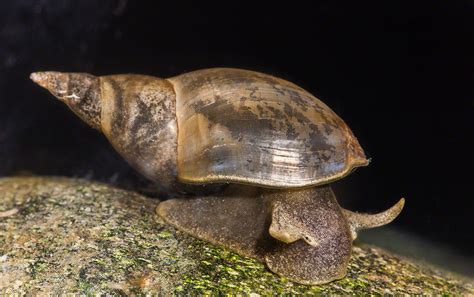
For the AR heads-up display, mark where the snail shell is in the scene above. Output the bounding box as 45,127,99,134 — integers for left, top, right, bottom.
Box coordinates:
30,68,368,191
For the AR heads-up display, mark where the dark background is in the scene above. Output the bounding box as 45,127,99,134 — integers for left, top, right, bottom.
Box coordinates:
0,0,472,274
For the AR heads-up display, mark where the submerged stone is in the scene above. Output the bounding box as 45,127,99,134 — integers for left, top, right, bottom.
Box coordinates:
0,177,472,295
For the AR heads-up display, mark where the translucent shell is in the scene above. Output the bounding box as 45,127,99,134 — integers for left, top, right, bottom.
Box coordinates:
169,68,368,188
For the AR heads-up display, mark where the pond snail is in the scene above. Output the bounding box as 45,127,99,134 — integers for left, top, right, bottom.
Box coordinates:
31,67,404,284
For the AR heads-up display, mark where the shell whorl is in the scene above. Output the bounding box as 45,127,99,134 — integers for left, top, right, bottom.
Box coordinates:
170,68,368,188
30,71,102,130
100,74,179,191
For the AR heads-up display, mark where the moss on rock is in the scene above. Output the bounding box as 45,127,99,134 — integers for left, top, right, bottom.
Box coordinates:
0,177,472,295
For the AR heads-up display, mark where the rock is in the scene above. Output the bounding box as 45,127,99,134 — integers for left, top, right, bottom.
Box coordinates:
0,177,472,295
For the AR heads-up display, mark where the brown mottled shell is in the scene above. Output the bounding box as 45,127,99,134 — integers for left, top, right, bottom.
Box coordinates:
100,74,178,190
169,68,368,188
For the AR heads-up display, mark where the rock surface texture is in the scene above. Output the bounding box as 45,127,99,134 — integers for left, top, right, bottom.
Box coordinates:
0,177,472,295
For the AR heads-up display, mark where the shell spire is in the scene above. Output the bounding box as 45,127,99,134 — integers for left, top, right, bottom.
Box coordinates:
30,71,102,130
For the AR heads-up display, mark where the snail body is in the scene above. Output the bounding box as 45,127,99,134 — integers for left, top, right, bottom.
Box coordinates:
31,68,404,284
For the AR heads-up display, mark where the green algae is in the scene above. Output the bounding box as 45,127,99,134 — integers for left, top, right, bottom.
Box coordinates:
175,233,472,295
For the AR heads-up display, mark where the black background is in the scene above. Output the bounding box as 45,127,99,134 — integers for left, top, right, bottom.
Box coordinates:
0,0,472,271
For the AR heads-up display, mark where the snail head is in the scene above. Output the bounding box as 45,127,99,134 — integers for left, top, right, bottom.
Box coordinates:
30,71,102,130
269,200,319,247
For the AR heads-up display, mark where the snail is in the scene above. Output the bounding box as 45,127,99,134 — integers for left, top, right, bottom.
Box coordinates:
30,68,404,285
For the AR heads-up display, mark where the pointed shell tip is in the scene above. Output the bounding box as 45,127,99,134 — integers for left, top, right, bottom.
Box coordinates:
30,72,42,83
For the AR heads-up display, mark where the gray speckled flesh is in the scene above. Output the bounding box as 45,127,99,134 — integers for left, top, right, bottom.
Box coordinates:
157,185,353,284
170,68,369,188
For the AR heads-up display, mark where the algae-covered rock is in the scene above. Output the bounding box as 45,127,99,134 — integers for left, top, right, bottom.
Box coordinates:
0,177,472,295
